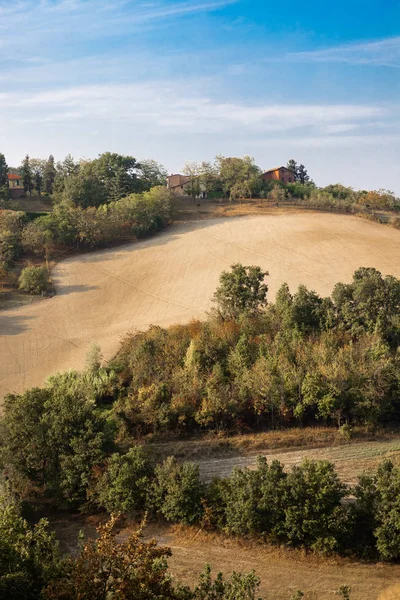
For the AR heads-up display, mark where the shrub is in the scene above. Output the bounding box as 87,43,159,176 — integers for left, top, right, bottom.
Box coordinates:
374,460,400,560
282,460,348,552
391,217,400,229
18,265,49,295
0,498,62,600
95,446,153,516
1,372,110,507
150,456,205,524
220,458,287,538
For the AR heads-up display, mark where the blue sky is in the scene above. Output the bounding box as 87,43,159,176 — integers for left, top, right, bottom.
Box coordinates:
1,0,399,192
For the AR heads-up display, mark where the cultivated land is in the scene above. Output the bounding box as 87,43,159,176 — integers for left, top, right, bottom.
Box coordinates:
0,211,399,400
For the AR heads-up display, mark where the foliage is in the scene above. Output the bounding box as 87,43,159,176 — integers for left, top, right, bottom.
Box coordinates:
1,372,111,507
18,265,49,295
44,516,178,600
282,460,347,552
0,497,62,600
218,457,287,538
216,155,261,197
21,155,33,197
150,456,205,524
332,267,400,341
43,155,57,195
95,446,153,516
139,159,168,190
0,153,9,190
212,264,269,320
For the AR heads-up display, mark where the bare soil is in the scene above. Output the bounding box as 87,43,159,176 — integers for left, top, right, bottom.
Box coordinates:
0,212,399,401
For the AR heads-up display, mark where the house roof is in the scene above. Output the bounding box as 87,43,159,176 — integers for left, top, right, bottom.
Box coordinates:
263,166,292,175
7,173,21,180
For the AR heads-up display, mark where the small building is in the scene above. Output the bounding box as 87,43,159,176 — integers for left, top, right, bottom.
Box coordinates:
261,166,295,185
7,173,25,199
167,174,207,198
167,174,191,195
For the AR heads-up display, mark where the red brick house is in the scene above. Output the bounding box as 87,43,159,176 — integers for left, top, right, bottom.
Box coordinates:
261,166,295,185
7,173,25,199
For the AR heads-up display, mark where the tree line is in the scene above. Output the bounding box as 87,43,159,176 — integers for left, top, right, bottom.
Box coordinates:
181,156,399,211
1,265,400,562
0,186,172,292
0,151,168,203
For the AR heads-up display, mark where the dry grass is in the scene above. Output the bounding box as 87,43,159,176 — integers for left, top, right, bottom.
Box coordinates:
146,427,400,485
146,426,396,460
164,525,400,600
45,513,400,600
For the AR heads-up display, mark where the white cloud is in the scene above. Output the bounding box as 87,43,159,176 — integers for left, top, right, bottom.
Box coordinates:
0,0,238,43
251,133,400,148
287,36,400,68
6,83,384,134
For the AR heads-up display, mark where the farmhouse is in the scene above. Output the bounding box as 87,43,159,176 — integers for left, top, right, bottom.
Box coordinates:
261,166,295,185
7,173,24,199
167,174,191,195
167,173,207,198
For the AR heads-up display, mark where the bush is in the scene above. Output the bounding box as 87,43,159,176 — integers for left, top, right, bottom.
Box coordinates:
95,446,153,516
150,456,205,524
220,458,287,538
0,498,62,600
1,372,111,507
18,265,49,295
282,460,348,552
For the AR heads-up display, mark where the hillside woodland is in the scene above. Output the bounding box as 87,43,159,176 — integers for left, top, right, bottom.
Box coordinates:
1,264,400,573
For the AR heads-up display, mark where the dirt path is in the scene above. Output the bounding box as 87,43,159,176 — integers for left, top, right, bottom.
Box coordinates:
0,212,399,401
194,438,400,485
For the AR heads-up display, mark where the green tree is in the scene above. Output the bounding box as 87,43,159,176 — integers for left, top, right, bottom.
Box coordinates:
374,460,400,560
21,155,33,198
150,456,205,524
0,153,9,201
2,372,110,507
230,181,252,204
0,153,8,188
216,156,261,197
62,162,108,208
54,154,79,196
139,159,168,190
0,497,62,600
43,155,57,195
212,263,269,320
286,159,298,179
30,158,46,201
92,152,142,201
18,265,49,295
283,460,347,552
332,267,400,340
220,458,287,538
95,446,153,516
183,161,202,203
297,164,310,185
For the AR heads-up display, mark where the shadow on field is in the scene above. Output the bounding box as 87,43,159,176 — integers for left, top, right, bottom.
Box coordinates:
54,283,99,295
0,314,33,336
